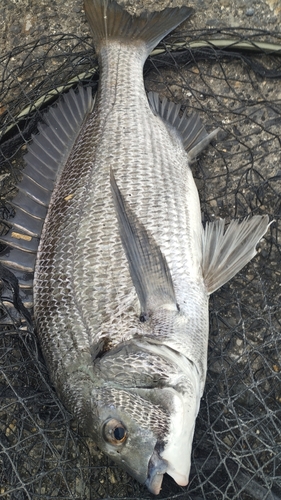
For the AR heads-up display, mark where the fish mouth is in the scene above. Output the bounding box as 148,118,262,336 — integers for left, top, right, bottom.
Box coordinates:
145,447,189,494
145,449,168,495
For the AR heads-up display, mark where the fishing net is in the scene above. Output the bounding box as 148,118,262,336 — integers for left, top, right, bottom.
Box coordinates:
0,26,281,500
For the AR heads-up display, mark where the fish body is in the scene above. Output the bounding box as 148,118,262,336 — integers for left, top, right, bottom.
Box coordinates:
35,5,206,490
0,0,270,494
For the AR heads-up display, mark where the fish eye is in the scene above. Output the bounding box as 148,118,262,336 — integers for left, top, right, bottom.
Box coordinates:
103,419,127,445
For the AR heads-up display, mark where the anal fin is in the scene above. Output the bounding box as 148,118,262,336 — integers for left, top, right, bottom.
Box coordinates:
202,215,270,295
148,91,219,159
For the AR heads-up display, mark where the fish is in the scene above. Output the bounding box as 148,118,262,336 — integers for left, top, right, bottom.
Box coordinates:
0,0,270,495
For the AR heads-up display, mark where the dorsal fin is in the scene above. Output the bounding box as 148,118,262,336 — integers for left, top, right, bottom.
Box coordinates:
0,86,95,307
148,91,219,160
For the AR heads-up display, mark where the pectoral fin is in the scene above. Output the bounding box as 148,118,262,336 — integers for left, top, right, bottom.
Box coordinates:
202,215,270,295
110,169,177,319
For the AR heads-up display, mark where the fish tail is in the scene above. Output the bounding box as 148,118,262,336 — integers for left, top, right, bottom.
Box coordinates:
84,0,193,56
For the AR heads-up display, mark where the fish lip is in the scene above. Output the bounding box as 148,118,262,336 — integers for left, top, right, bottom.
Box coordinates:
145,449,168,495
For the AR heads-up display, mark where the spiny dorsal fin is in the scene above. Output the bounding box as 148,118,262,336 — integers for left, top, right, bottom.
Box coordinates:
202,215,270,295
24,86,94,185
0,86,95,304
148,91,219,159
110,168,177,320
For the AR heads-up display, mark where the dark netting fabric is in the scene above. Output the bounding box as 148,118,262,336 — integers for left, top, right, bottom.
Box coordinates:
0,29,280,499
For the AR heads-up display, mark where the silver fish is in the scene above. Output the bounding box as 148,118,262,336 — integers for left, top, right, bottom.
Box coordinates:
0,0,270,494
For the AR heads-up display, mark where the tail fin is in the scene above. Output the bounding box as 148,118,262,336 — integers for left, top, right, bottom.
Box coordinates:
84,0,193,55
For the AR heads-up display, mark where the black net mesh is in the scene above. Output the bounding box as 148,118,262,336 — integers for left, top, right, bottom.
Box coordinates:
0,28,281,499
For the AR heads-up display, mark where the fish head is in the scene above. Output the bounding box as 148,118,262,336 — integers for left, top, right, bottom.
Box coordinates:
93,384,169,484
90,385,164,488
90,338,202,494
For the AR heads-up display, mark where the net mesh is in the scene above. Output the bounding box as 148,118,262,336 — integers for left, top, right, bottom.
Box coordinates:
0,28,281,499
